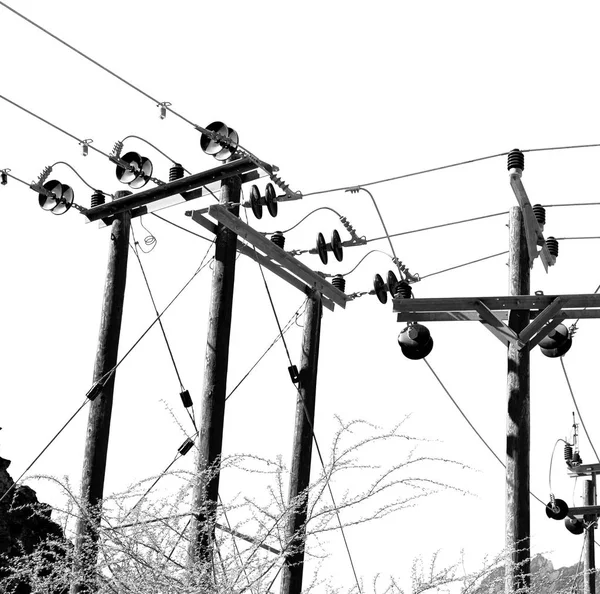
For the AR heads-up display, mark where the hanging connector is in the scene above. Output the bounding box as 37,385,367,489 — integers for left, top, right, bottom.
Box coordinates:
571,413,582,466
79,139,93,157
178,437,194,456
158,102,172,120
1,168,10,185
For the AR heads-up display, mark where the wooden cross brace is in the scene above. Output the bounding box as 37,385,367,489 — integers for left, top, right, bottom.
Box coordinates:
394,294,600,349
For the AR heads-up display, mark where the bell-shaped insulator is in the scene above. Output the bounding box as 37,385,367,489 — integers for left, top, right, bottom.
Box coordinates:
539,324,572,358
545,498,569,520
398,323,433,360
565,517,584,535
116,151,153,189
38,180,74,215
214,127,239,161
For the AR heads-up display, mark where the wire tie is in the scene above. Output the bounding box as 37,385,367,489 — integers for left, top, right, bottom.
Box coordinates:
158,102,172,119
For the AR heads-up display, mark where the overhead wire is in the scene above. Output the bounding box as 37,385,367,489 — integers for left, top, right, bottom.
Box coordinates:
419,250,509,280
151,212,213,243
422,359,547,507
129,226,196,431
121,135,191,173
560,358,600,463
0,398,89,503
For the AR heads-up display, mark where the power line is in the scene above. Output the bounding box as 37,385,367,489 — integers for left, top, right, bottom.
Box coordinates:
0,398,89,503
422,359,547,507
419,250,508,280
304,143,600,197
560,358,600,463
151,213,213,242
367,210,509,244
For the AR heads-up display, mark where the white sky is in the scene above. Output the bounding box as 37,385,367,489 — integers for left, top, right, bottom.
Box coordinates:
2,1,600,590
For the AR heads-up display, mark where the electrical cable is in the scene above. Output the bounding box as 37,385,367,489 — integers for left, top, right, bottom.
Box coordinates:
151,212,213,242
48,161,112,195
121,135,191,173
225,301,306,403
560,358,600,463
136,216,157,253
0,92,113,161
327,249,394,279
419,250,508,280
548,439,569,495
129,228,197,431
304,144,600,197
92,240,215,389
367,210,509,244
242,210,363,594
346,187,402,279
0,398,89,503
422,359,547,507
263,206,345,235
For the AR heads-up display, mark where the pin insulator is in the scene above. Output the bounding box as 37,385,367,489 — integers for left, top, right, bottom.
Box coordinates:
332,275,346,293
532,204,546,227
180,389,193,408
91,191,106,208
546,237,559,258
393,280,412,299
86,382,104,401
507,148,525,171
271,231,285,249
288,365,299,384
169,163,185,182
564,443,573,463
178,438,194,456
1,172,6,185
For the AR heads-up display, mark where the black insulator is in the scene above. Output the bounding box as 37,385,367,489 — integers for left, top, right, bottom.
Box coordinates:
394,280,412,299
178,438,194,456
1,172,7,185
564,443,573,463
271,231,286,249
86,382,104,401
332,275,346,293
507,148,525,171
91,191,106,208
546,237,559,258
288,365,299,384
180,389,193,408
169,163,185,182
532,204,546,227
572,452,582,466
545,498,569,520
565,517,585,535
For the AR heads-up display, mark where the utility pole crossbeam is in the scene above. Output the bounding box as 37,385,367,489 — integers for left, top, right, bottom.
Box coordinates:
81,157,257,224
189,205,348,310
280,292,322,594
505,206,530,594
70,193,131,594
187,173,241,577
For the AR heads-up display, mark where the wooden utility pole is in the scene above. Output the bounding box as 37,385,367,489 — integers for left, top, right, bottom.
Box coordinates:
505,206,531,594
584,479,596,594
71,194,131,594
280,291,323,594
188,173,241,573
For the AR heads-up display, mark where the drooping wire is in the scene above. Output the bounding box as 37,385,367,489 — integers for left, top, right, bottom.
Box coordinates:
419,250,509,280
241,202,363,594
49,161,113,196
422,359,547,508
130,226,196,431
136,216,157,253
548,439,569,494
0,398,89,503
121,135,191,174
560,358,600,463
327,249,394,278
263,206,346,235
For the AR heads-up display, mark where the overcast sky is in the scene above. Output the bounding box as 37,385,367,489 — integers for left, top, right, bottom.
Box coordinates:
2,1,600,591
